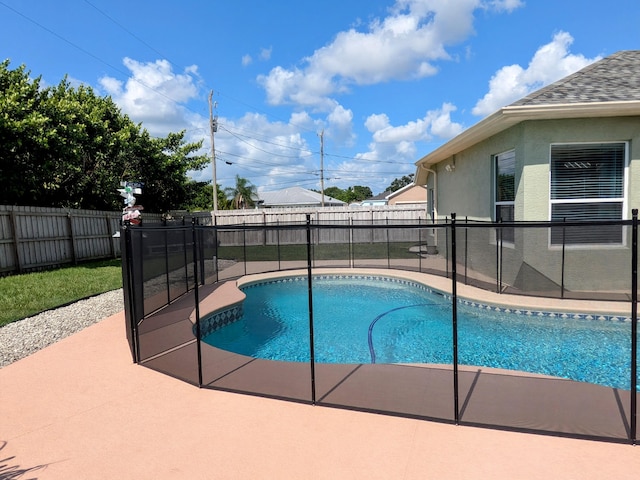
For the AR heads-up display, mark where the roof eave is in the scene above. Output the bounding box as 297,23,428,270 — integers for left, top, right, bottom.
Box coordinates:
414,101,640,184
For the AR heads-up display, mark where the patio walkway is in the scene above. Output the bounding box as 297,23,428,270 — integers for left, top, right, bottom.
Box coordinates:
2,309,640,479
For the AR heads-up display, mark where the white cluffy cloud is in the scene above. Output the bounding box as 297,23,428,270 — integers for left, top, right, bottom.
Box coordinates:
472,31,602,116
319,102,464,191
258,0,523,110
99,58,201,136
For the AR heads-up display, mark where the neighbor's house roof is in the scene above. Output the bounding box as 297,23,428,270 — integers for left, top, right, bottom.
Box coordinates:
414,50,640,184
257,186,345,207
360,191,391,205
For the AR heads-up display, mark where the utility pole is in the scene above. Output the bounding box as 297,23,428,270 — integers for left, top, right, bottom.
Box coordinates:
208,90,218,212
319,129,325,207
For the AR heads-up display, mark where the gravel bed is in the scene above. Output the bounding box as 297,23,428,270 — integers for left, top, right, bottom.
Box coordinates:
0,289,124,368
0,260,238,369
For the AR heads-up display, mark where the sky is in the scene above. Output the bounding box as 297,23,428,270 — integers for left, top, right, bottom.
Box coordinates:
1,0,639,196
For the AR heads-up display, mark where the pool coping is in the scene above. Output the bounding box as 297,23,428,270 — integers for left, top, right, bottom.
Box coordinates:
235,267,632,318
191,268,632,342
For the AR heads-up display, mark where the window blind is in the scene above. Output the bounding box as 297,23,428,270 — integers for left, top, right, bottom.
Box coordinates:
550,143,625,200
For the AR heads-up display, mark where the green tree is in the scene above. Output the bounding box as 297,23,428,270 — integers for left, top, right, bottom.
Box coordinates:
0,59,211,212
38,79,137,209
184,183,230,211
224,175,258,209
386,174,414,193
323,186,346,202
322,185,372,203
348,185,372,202
0,60,49,204
126,131,210,212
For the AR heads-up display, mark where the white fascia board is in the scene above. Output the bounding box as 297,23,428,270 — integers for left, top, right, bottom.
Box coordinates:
413,101,640,185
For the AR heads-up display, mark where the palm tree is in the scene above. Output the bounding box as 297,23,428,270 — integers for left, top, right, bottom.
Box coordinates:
224,175,258,209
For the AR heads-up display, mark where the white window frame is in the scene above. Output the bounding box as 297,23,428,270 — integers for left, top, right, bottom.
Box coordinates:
494,149,516,247
548,141,628,249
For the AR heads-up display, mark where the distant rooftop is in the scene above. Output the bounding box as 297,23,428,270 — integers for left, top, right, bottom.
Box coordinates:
257,186,345,207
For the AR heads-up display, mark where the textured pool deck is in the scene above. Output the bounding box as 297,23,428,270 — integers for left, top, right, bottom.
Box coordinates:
2,267,640,479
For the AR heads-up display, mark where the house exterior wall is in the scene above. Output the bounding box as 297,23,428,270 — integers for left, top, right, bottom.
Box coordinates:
430,115,640,294
388,185,427,205
519,116,640,221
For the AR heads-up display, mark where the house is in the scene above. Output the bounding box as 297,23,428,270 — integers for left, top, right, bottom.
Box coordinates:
257,186,345,208
413,50,640,292
360,191,391,206
358,185,427,207
386,184,427,207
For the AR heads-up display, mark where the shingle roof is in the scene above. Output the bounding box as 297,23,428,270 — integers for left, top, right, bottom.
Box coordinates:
415,50,640,182
511,50,640,106
366,191,392,201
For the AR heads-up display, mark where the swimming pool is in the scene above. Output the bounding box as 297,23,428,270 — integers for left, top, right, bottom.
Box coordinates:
202,275,635,390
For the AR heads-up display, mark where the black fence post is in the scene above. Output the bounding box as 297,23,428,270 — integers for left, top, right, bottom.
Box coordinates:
192,219,203,387
495,223,500,293
306,214,317,404
464,216,468,285
242,221,247,277
498,219,503,294
277,219,281,271
451,213,459,425
561,218,567,299
418,218,423,273
122,222,139,363
445,216,450,278
349,217,354,268
386,217,390,269
631,209,638,443
198,227,206,286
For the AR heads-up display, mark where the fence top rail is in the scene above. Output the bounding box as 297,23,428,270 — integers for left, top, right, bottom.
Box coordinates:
131,217,640,233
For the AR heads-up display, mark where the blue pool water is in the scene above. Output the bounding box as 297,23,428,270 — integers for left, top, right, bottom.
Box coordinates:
202,276,635,390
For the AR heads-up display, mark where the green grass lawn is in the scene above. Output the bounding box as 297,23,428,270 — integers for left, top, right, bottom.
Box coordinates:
0,259,123,327
0,240,418,328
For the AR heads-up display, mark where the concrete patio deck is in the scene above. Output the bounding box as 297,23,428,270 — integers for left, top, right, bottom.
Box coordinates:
2,308,640,479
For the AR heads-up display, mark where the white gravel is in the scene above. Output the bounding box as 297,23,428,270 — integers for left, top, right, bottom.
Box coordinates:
0,289,124,368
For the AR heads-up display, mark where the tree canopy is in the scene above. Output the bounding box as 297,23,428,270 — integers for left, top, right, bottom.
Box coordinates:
385,174,414,193
0,60,424,213
323,185,372,203
0,60,210,212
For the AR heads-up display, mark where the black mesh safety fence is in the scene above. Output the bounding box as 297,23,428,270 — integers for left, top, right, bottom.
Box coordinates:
125,225,201,385
121,213,639,443
455,223,634,440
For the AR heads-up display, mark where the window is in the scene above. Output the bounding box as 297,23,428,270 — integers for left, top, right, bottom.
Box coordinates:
495,150,515,243
550,142,626,245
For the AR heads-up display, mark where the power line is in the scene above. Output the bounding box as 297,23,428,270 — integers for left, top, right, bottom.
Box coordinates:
83,0,170,61
2,0,419,191
0,1,199,117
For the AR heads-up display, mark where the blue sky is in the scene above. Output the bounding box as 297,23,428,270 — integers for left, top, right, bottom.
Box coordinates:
1,0,638,195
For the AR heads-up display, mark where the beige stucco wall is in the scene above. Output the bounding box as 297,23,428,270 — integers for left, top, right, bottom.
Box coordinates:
429,116,640,221
520,116,640,221
425,115,640,294
388,185,427,205
424,124,524,221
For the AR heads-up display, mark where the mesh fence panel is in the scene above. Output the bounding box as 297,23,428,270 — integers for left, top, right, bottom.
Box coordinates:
121,217,638,442
561,224,633,301
315,280,455,421
131,226,200,385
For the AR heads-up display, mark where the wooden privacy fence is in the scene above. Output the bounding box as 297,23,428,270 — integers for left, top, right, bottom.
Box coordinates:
0,205,129,275
0,204,428,275
213,205,430,246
